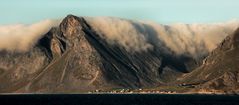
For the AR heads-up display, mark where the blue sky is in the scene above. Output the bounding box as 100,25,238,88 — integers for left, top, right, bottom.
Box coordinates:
0,0,239,24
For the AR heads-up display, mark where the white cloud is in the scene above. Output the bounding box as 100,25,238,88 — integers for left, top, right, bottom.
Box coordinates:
1,16,238,60
0,19,60,52
86,17,239,58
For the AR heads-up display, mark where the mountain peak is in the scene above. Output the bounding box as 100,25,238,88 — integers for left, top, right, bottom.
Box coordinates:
59,15,85,40
66,14,79,19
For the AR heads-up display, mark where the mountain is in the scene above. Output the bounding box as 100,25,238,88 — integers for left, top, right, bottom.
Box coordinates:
0,15,238,93
180,28,239,93
0,15,202,93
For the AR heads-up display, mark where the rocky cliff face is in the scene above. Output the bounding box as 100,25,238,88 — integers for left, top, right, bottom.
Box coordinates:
0,15,204,93
180,28,239,93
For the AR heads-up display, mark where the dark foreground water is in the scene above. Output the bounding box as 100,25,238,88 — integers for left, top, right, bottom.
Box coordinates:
0,94,239,105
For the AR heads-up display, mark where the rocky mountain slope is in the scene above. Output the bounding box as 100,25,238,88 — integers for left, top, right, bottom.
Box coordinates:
180,28,239,93
0,15,238,93
0,15,203,93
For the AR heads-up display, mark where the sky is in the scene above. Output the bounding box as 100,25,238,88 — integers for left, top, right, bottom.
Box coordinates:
0,0,239,25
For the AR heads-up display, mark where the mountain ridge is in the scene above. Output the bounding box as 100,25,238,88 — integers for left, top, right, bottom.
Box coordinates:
0,15,238,93
179,28,239,93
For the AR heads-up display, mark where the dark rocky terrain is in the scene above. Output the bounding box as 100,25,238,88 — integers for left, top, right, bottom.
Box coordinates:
0,15,238,93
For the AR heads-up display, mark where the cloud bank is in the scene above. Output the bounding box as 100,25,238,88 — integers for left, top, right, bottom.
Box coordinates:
86,17,153,52
86,17,239,58
0,17,238,59
0,19,60,52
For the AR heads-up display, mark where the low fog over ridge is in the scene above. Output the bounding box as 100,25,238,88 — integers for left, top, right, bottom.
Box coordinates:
0,16,238,59
86,17,239,59
0,19,60,52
